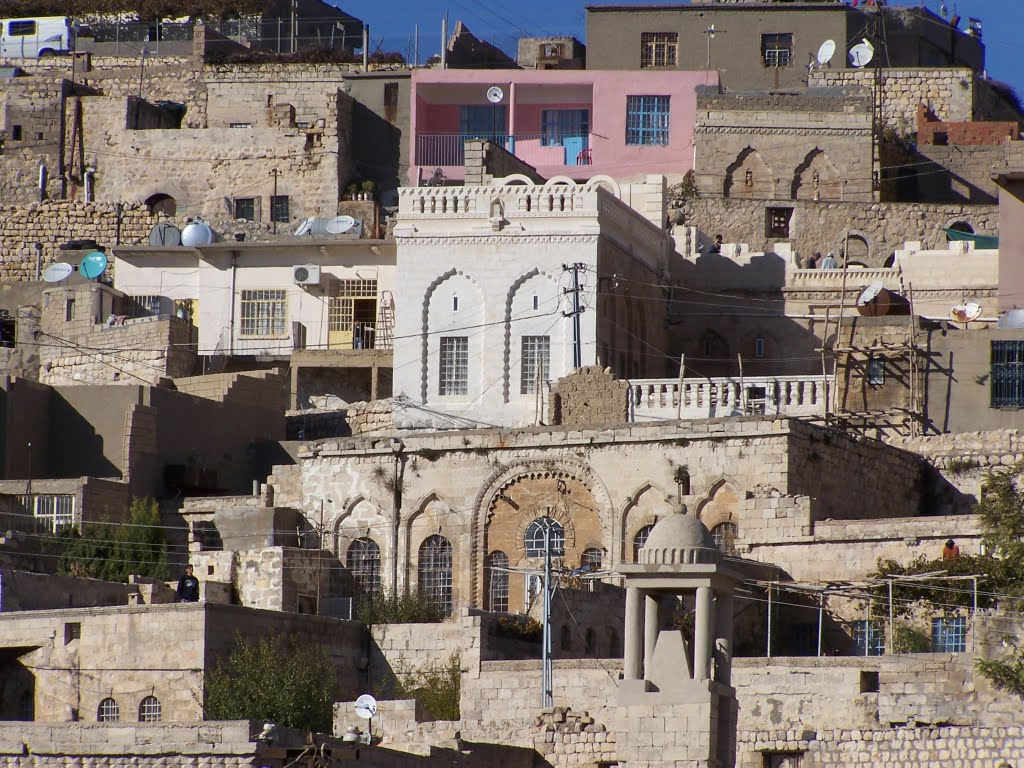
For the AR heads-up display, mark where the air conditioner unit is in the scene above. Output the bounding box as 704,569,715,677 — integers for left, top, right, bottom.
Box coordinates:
293,264,321,285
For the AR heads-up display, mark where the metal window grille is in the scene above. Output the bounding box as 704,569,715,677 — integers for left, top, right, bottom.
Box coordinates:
459,104,508,137
138,695,162,722
346,538,381,595
991,340,1024,407
755,338,766,358
711,522,738,555
581,547,603,571
626,96,670,146
487,551,509,612
239,289,286,336
540,109,590,147
525,517,565,558
931,616,967,653
640,32,678,68
418,535,453,616
234,197,256,220
633,524,655,562
127,294,162,317
439,336,469,396
0,311,16,349
97,698,120,723
18,494,76,533
867,358,885,385
852,620,885,656
520,335,550,395
766,207,792,239
762,33,793,67
328,280,377,331
270,195,290,223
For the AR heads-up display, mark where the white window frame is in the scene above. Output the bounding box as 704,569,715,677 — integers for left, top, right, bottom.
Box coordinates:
438,336,469,396
521,335,551,395
239,289,287,337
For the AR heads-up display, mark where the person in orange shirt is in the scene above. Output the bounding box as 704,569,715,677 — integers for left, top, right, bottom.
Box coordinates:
942,539,960,561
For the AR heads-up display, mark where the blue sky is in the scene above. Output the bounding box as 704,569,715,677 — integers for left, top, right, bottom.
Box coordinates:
338,0,1023,97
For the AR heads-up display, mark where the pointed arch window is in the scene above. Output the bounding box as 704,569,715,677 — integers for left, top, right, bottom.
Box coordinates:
633,524,655,562
487,551,509,612
347,538,381,595
418,535,453,616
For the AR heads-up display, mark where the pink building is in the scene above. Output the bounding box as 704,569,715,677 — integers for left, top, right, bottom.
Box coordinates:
410,68,717,184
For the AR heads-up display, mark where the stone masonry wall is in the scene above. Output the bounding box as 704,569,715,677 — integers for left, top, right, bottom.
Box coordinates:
549,366,629,426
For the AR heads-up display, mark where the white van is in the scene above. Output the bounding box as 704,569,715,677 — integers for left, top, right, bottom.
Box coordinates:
0,17,72,58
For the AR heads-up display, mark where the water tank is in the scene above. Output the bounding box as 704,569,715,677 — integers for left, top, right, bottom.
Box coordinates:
181,218,214,247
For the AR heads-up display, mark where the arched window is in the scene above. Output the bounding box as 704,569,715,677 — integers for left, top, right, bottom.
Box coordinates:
581,547,603,571
138,695,161,723
711,522,738,556
346,538,381,595
608,628,621,657
145,193,177,217
525,517,565,558
633,524,655,562
560,624,572,651
98,697,119,723
487,551,509,612
584,628,595,655
418,535,453,616
947,220,974,236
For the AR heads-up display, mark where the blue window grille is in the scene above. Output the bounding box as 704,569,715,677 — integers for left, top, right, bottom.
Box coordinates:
931,616,967,653
541,109,590,147
852,620,885,656
525,517,565,558
991,340,1024,407
459,104,507,138
626,96,670,146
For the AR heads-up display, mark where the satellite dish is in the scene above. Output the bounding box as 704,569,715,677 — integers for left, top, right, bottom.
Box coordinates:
857,281,884,307
148,221,181,247
999,309,1024,329
294,217,314,236
181,218,213,247
817,39,836,66
354,694,377,720
849,39,874,67
486,86,504,104
42,262,74,283
325,215,356,235
79,251,108,280
950,301,982,324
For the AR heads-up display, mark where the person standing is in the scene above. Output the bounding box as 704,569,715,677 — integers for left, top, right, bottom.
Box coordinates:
942,539,960,561
176,564,200,602
820,252,838,269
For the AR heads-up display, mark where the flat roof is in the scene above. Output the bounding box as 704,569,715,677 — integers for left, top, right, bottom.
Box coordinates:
586,2,849,10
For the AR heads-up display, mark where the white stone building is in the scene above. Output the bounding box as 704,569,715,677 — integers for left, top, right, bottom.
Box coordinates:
391,177,673,429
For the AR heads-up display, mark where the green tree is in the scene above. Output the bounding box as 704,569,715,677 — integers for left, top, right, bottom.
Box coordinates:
58,497,168,583
204,633,336,732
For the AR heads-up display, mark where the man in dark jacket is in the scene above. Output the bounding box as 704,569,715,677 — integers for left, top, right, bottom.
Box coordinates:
176,564,200,602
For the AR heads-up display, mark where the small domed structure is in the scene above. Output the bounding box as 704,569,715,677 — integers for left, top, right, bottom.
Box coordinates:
640,513,718,566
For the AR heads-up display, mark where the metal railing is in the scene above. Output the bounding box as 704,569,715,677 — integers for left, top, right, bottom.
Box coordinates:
415,133,592,169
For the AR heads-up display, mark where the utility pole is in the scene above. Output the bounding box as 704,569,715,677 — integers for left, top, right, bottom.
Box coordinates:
539,518,561,708
562,262,585,369
703,25,724,70
270,169,279,234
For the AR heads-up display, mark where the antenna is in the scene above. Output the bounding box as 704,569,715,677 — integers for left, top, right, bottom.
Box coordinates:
79,251,108,280
148,221,181,247
950,301,982,324
486,86,504,104
816,39,836,67
325,215,356,235
857,281,884,307
41,262,74,283
848,38,875,67
352,693,376,745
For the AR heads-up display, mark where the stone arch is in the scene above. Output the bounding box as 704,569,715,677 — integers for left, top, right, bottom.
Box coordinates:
585,174,621,198
619,483,673,564
694,477,744,531
136,181,188,212
471,459,614,607
403,491,457,593
515,508,577,554
503,268,562,401
544,175,577,188
724,147,774,200
496,174,535,186
420,268,483,403
332,496,386,553
842,231,871,262
144,193,177,217
791,148,842,201
699,329,730,361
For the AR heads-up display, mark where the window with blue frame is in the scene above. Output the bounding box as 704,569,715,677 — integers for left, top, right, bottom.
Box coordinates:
626,95,670,146
931,616,967,652
459,104,507,138
541,109,590,146
852,620,885,656
991,340,1024,407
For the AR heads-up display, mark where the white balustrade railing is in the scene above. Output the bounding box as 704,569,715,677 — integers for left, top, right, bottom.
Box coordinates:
628,375,832,422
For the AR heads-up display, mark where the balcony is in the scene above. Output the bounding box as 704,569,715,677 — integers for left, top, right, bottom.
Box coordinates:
628,375,832,422
414,133,593,178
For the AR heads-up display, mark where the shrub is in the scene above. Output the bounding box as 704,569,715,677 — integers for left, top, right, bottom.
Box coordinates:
391,654,461,721
356,588,445,625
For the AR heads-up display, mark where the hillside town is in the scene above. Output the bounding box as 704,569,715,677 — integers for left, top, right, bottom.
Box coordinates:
2,0,1024,766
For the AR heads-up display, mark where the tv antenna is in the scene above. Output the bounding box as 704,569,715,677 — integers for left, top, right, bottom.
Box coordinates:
486,86,504,142
816,39,836,67
848,38,875,67
703,24,725,70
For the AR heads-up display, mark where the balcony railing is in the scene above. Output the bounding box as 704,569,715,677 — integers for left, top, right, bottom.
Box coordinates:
628,375,832,422
415,133,593,170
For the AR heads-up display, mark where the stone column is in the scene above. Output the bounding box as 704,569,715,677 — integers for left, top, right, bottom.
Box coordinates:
624,586,643,680
714,590,734,685
644,592,659,679
693,585,713,682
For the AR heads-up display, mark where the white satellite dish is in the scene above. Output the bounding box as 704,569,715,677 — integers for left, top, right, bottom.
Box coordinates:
294,217,314,236
849,39,874,67
354,694,377,720
950,301,982,324
42,262,74,283
148,222,181,247
857,281,884,307
486,86,504,104
181,218,214,247
325,215,356,235
817,39,836,66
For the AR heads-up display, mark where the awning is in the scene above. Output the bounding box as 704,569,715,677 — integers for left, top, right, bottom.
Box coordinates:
945,228,999,249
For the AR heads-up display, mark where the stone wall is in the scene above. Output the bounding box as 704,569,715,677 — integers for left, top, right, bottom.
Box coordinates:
548,366,629,426
0,569,135,611
913,143,1005,203
464,139,544,187
678,198,999,266
917,104,1019,146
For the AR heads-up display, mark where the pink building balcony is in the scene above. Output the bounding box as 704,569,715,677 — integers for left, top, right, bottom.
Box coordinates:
410,69,716,184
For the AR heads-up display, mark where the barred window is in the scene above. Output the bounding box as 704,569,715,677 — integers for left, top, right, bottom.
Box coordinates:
138,695,161,722
328,279,377,331
418,535,453,616
439,336,469,396
98,697,119,723
520,335,550,395
346,538,381,595
762,33,793,67
932,616,967,653
633,524,655,562
234,197,256,221
270,195,290,223
991,340,1024,407
641,32,678,68
127,294,162,317
525,517,565,558
487,551,509,612
581,547,603,571
626,96,670,146
711,522,738,555
239,289,286,336
852,620,885,656
18,494,75,533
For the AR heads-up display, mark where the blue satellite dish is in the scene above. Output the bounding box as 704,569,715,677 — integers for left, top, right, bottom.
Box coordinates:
79,251,108,280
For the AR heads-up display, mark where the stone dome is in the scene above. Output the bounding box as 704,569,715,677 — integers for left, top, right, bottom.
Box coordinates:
639,514,719,566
